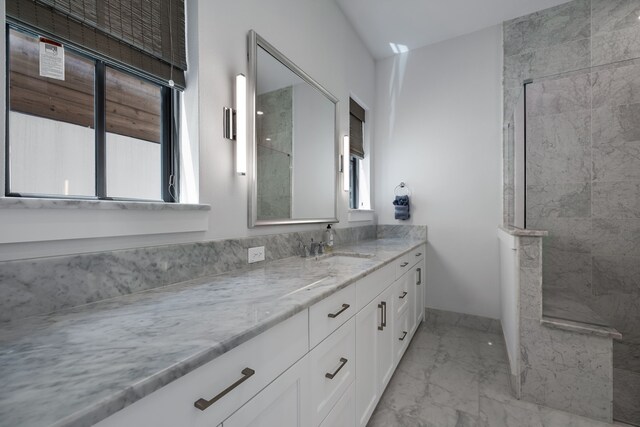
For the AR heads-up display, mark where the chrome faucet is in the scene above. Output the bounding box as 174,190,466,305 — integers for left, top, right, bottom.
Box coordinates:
301,239,326,257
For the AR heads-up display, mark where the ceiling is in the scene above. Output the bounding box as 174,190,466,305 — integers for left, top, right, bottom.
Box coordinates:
335,0,572,59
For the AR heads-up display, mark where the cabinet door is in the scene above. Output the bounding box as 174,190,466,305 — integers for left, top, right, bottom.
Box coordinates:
355,297,381,427
222,355,310,427
309,318,356,426
377,285,395,391
414,261,425,332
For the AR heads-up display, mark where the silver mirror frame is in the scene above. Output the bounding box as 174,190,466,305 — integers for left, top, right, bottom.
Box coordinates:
247,30,340,228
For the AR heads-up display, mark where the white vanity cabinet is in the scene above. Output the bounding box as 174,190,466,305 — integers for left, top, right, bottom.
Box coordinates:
94,244,426,427
354,283,396,427
95,310,309,427
355,244,427,427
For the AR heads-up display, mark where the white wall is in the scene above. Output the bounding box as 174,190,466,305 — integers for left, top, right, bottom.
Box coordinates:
197,0,375,239
374,25,503,319
0,0,376,260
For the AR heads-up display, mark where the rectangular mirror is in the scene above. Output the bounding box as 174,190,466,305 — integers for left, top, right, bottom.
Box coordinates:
248,30,338,227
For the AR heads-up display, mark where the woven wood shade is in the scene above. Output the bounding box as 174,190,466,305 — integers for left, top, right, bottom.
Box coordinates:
349,98,365,159
7,0,187,89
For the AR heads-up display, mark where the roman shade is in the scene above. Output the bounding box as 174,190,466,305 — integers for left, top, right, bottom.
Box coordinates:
349,98,365,158
6,0,187,89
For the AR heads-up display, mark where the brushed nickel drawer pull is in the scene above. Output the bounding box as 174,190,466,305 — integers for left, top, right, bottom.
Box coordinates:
400,262,409,267
325,358,348,379
328,303,350,318
399,291,408,299
417,268,422,286
194,367,255,411
415,252,422,257
399,331,408,341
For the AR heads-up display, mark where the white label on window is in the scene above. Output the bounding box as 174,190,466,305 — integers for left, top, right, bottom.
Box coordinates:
39,39,65,80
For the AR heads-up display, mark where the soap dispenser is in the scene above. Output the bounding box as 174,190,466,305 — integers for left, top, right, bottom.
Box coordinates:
324,224,334,252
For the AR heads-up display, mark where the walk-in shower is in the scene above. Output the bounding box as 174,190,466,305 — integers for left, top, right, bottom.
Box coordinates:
506,60,640,425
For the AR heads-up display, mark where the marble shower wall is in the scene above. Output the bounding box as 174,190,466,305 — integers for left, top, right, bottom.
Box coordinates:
504,1,640,424
503,0,640,224
502,0,591,225
256,87,293,219
0,225,377,323
516,236,614,422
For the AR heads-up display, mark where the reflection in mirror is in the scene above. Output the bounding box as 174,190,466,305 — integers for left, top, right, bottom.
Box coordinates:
250,31,338,226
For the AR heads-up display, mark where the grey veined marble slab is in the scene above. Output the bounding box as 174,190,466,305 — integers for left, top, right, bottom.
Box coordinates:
0,197,211,211
0,225,377,323
0,237,425,427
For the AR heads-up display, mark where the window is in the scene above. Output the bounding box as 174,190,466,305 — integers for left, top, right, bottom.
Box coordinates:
6,27,179,202
349,156,359,209
5,0,187,203
349,98,367,209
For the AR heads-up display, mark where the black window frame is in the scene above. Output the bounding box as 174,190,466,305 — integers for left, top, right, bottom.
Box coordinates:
4,24,180,203
349,156,359,210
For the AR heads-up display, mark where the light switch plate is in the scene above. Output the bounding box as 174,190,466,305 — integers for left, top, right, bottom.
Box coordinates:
248,246,265,263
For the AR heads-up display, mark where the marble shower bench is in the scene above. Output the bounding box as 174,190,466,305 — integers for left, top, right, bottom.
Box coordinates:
498,226,620,423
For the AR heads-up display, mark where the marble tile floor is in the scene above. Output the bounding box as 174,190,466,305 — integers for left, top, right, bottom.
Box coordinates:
368,321,631,427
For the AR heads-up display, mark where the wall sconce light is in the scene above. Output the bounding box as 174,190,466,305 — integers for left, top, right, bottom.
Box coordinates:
342,135,350,192
223,74,247,175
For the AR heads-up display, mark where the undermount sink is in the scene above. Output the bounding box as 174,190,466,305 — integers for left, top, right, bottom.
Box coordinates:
308,251,375,261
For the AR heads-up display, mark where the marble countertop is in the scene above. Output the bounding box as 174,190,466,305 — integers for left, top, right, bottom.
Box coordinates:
0,238,425,427
498,225,548,237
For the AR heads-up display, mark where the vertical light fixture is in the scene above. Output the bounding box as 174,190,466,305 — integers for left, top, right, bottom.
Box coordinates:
235,74,247,175
224,74,247,175
343,135,350,192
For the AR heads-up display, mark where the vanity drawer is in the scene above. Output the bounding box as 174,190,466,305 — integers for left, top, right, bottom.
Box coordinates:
309,284,356,348
394,253,413,279
393,272,412,318
95,310,309,427
309,317,356,427
409,246,425,266
394,309,411,365
355,262,395,311
395,246,425,279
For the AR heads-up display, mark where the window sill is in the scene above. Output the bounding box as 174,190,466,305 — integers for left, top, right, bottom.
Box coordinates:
0,197,210,211
348,209,375,223
0,197,210,244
